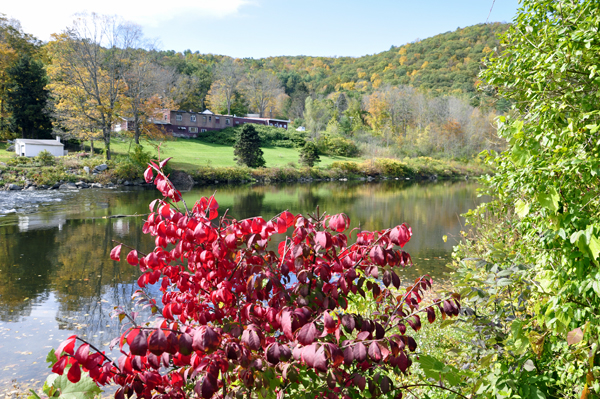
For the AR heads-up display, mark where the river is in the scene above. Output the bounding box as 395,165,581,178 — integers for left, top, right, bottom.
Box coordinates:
0,180,482,390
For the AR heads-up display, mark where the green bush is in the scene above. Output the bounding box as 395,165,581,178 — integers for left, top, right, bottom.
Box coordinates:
330,161,361,174
128,144,152,169
113,160,141,180
191,166,251,182
374,158,414,176
7,156,31,166
315,133,360,157
35,150,55,166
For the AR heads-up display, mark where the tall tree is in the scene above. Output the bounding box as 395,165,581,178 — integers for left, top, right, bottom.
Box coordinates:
298,141,320,167
0,15,39,138
304,96,331,137
47,13,142,160
122,53,175,144
210,58,243,115
233,124,265,168
244,70,285,118
5,54,52,138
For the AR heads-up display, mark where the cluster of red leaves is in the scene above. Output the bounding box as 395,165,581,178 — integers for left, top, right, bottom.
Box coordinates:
52,160,461,399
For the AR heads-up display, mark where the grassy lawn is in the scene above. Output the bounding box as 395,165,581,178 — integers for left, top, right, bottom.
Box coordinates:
95,138,359,171
0,141,14,163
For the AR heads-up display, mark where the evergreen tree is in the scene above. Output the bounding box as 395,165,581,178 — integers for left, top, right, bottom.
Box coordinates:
6,54,52,138
299,141,320,167
234,124,265,168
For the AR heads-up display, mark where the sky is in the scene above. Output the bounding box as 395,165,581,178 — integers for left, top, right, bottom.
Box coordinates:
4,0,520,58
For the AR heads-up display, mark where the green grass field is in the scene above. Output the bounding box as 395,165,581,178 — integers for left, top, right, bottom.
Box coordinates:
0,141,13,162
97,138,358,171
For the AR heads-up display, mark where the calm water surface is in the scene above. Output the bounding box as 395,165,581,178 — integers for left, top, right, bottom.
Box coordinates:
0,180,482,389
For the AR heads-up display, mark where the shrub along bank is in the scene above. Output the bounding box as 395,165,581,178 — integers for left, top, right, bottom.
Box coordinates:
0,149,489,190
190,157,490,184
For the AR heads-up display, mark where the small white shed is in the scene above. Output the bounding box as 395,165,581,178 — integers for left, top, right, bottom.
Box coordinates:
14,137,65,157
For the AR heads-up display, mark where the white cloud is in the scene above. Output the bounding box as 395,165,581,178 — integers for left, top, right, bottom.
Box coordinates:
3,0,252,41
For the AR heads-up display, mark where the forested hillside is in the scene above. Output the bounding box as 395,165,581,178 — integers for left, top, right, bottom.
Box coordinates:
148,22,508,106
0,15,508,160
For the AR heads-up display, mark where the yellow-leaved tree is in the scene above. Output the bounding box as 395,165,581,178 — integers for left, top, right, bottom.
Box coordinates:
47,14,142,160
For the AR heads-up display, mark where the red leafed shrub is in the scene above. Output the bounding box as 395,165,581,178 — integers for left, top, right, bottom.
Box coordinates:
50,158,461,399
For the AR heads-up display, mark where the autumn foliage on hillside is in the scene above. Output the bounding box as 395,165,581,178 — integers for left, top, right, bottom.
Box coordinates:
49,158,461,399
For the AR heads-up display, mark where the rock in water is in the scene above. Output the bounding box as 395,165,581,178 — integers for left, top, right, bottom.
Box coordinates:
59,183,78,190
169,170,194,191
8,184,21,190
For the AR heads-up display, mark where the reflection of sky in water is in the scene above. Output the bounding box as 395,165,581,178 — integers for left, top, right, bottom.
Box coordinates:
0,182,484,390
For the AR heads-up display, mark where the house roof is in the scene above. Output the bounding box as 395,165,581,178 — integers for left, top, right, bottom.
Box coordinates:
15,139,64,147
201,110,214,115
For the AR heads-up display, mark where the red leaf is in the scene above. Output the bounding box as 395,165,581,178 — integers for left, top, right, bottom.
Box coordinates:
241,328,262,351
297,322,319,346
159,157,173,169
354,375,366,390
160,204,171,219
397,351,411,372
341,315,355,332
281,309,294,340
426,307,436,324
51,356,68,375
201,326,222,352
67,363,81,383
302,344,316,365
55,335,77,358
276,217,287,234
128,330,148,356
110,244,122,261
370,246,385,266
266,343,282,365
316,231,332,249
126,250,139,266
281,211,295,228
195,372,218,399
368,341,382,362
325,343,344,367
343,346,354,365
144,167,153,183
313,345,328,372
353,342,367,362
390,224,412,248
178,333,193,356
323,312,337,334
74,344,89,364
148,328,168,356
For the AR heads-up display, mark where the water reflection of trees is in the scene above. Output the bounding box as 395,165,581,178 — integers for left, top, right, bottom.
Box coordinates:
0,181,481,325
0,225,59,321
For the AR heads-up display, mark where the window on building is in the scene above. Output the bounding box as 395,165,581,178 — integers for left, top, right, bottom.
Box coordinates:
176,114,182,121
201,129,207,133
203,116,207,123
226,118,230,125
189,127,198,133
163,114,168,121
209,116,212,122
216,117,220,123
191,115,197,122
235,121,239,125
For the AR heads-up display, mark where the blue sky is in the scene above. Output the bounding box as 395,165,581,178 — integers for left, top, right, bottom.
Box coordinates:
9,0,519,58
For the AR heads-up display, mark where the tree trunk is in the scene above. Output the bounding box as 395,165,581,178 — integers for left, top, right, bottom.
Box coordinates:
90,139,94,155
104,127,111,160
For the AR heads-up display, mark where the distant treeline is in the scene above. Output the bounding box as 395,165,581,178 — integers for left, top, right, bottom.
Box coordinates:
0,13,507,160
